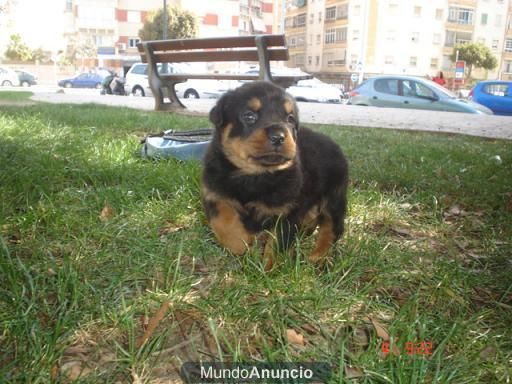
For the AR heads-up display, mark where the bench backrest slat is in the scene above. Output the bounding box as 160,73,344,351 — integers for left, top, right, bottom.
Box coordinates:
137,34,285,54
140,48,288,64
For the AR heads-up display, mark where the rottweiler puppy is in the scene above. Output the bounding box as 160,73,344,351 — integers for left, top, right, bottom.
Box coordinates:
201,81,348,267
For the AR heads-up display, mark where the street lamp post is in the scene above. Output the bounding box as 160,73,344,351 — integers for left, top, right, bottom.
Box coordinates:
163,0,168,40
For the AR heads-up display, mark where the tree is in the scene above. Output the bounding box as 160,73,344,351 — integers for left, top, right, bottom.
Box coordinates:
4,34,32,61
139,6,197,41
450,42,498,79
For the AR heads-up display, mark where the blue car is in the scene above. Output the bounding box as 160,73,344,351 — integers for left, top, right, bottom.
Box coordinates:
58,73,104,89
469,81,512,116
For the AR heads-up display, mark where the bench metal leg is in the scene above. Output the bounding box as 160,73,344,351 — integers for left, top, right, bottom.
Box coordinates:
154,81,186,111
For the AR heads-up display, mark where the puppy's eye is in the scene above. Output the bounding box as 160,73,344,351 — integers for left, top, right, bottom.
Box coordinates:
241,110,258,125
287,114,296,125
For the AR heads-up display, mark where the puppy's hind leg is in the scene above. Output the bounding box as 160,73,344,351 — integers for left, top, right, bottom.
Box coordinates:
308,186,347,264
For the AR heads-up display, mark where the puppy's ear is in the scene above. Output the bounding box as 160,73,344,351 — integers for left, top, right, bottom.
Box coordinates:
209,91,231,128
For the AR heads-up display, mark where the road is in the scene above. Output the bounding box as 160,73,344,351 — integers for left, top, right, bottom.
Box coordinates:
5,85,511,140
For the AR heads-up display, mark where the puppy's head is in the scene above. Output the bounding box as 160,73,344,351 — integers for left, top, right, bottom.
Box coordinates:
210,81,299,174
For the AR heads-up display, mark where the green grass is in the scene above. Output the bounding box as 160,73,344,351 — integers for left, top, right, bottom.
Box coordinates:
0,90,33,102
1,101,511,383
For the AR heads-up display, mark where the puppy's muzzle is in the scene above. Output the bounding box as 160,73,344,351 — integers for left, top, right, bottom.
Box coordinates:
266,125,287,148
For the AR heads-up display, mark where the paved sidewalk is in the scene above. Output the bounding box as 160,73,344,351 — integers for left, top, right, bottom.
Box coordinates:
30,91,511,140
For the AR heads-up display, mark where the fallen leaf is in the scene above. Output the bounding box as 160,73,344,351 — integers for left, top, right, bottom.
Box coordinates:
286,329,305,346
159,221,185,236
99,204,114,222
344,365,364,378
369,317,389,341
64,345,89,355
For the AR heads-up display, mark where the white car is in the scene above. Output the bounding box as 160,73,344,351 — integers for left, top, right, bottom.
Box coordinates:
0,65,21,86
124,62,230,99
287,78,343,103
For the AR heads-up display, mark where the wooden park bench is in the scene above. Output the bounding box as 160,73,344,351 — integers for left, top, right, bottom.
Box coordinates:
137,34,311,111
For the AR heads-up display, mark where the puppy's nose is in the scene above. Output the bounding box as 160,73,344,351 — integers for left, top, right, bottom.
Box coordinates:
267,128,286,147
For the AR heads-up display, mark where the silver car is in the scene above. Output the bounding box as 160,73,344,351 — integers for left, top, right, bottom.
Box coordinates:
348,75,492,114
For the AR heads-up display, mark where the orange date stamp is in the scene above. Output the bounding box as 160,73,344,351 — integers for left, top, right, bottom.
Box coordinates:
381,340,433,356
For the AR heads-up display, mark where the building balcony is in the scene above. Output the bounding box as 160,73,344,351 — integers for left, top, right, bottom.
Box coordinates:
445,22,474,31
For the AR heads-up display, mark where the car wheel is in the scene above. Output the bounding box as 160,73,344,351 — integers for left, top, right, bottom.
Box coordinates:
2,80,13,86
64,82,72,88
132,86,145,97
184,89,199,99
21,81,30,87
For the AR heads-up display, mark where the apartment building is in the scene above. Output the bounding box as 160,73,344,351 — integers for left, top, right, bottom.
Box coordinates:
284,0,512,83
0,0,278,73
501,2,512,80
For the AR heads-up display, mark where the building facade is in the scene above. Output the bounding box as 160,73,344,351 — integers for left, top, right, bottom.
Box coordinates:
284,0,512,84
0,0,279,74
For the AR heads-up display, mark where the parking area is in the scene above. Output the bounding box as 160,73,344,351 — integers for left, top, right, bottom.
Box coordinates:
21,86,511,140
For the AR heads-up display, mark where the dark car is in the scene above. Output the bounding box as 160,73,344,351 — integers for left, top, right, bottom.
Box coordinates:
15,70,37,87
469,81,512,116
58,73,104,89
348,75,492,114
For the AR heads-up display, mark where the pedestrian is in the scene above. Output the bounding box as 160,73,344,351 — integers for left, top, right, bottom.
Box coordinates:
433,71,446,86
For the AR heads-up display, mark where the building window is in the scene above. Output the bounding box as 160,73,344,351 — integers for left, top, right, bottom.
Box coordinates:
65,0,73,12
385,56,394,64
353,29,360,41
492,40,500,50
505,39,512,52
445,31,472,47
293,54,305,66
325,6,336,20
318,11,322,22
336,4,348,19
433,33,441,45
325,29,335,44
387,30,396,41
448,7,474,25
414,6,421,17
315,56,320,65
353,5,361,16
316,34,321,44
431,58,438,68
435,9,443,20
411,32,419,43
308,56,312,65
323,51,346,67
481,13,488,25
128,38,140,48
296,13,306,27
410,56,417,66
504,61,512,74
325,27,347,44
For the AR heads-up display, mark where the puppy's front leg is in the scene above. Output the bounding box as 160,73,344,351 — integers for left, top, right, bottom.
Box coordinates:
206,199,253,255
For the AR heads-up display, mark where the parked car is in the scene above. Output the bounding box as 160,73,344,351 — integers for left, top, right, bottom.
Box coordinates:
242,68,343,103
124,63,177,97
0,65,20,86
124,62,233,99
15,70,37,87
468,80,512,116
348,75,492,114
287,77,343,103
58,73,105,89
